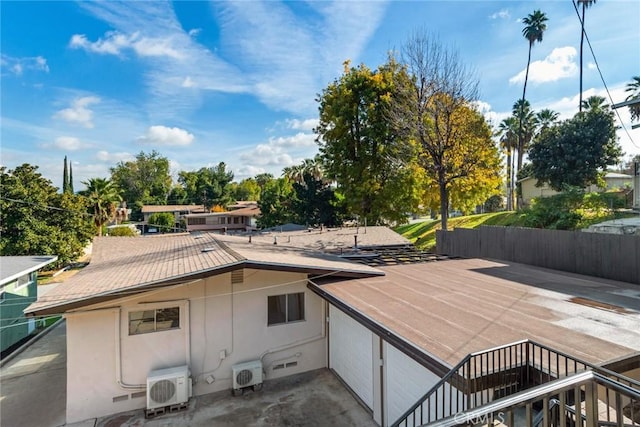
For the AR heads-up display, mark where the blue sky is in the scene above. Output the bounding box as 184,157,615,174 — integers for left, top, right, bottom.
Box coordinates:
2,0,639,191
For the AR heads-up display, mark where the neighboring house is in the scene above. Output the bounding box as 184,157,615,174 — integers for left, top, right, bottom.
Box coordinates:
184,205,260,233
25,231,640,426
634,161,640,210
0,255,57,353
520,172,634,206
227,200,258,211
141,205,206,232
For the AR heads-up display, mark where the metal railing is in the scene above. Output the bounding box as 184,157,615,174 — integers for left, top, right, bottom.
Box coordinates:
427,370,640,427
392,340,640,427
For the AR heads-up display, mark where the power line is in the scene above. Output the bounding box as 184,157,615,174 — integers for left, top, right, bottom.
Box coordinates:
571,0,639,149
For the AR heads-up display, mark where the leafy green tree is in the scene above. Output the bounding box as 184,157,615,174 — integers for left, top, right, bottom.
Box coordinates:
0,164,93,267
257,178,296,228
528,107,622,191
578,0,597,111
148,212,175,233
286,157,346,227
229,178,261,202
625,76,640,121
535,109,559,133
177,162,234,210
391,32,501,228
110,151,172,219
316,59,420,224
80,177,122,236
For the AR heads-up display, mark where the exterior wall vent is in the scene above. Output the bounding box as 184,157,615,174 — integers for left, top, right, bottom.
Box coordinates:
231,269,244,284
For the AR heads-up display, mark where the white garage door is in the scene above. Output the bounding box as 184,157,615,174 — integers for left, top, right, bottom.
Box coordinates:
384,341,442,426
329,304,374,409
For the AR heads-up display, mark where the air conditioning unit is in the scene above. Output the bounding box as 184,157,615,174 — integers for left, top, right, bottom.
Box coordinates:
232,360,263,393
146,365,191,410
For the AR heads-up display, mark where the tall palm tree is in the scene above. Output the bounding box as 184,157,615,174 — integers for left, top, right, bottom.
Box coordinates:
513,99,536,173
498,117,519,211
578,0,597,111
519,10,547,209
535,109,559,133
625,75,640,121
81,178,122,236
521,10,548,108
580,95,608,112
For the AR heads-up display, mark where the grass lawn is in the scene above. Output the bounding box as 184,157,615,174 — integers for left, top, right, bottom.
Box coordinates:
395,212,524,251
395,209,636,251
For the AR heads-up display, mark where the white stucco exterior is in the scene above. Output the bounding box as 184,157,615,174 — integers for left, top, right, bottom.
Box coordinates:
65,269,327,423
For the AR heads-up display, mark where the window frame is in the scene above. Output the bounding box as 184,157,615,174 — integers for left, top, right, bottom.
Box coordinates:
128,306,181,336
267,292,305,326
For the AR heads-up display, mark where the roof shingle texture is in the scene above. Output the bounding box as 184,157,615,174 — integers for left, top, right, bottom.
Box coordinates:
27,233,380,313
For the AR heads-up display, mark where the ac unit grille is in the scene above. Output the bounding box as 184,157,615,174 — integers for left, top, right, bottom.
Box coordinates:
236,369,253,386
150,379,176,404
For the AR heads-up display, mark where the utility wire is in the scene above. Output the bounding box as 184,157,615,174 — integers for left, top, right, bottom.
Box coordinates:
571,0,639,149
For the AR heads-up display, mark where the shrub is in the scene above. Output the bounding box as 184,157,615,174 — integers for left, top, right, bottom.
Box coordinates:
148,212,175,233
108,226,137,237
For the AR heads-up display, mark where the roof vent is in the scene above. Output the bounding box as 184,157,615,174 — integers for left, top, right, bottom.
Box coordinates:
201,247,216,253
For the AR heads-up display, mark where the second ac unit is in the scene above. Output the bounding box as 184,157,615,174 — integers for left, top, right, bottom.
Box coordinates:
146,365,191,410
232,360,263,392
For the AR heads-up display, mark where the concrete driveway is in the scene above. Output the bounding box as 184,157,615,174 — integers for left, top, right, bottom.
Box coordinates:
0,320,67,427
1,320,375,427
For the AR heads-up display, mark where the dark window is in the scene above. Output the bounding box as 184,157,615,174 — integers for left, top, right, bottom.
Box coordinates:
268,293,305,326
129,306,180,335
188,217,206,225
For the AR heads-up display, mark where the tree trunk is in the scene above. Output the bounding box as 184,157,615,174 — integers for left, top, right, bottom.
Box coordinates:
517,44,533,211
439,172,448,231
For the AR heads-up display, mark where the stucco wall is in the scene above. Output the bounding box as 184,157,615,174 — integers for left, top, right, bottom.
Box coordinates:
65,269,327,423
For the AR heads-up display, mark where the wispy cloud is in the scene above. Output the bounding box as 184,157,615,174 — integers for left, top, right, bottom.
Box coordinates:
45,136,91,151
137,125,194,146
69,32,184,59
96,150,134,163
489,9,510,20
53,96,101,128
1,54,49,75
509,47,578,85
285,118,319,132
75,1,387,119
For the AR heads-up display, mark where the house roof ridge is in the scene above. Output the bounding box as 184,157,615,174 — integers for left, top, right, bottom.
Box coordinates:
213,237,247,262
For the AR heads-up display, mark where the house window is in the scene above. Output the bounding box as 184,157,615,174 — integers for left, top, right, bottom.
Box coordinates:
233,217,240,224
188,217,206,225
268,293,305,326
129,307,180,335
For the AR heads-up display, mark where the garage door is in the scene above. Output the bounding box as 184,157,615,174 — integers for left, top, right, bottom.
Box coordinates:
329,304,374,409
384,341,442,426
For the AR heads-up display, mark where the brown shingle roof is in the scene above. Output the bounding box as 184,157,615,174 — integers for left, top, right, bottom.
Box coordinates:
26,233,381,315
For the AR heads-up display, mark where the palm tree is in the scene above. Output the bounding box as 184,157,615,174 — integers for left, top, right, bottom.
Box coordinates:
498,117,519,211
578,0,597,111
535,109,559,132
625,76,640,121
580,95,608,112
513,99,536,173
519,10,547,209
521,10,548,108
81,178,122,236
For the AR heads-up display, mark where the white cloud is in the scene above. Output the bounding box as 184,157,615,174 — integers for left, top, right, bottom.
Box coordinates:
95,150,134,162
53,96,101,128
285,118,319,131
587,62,597,70
53,136,85,150
69,31,184,59
182,76,196,88
489,9,510,20
137,125,195,146
509,47,578,85
188,28,201,37
1,54,49,75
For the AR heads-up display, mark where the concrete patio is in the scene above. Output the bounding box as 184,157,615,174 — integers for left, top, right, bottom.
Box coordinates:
0,319,375,427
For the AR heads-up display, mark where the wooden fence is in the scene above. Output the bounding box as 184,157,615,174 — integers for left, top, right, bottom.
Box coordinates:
436,226,639,284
